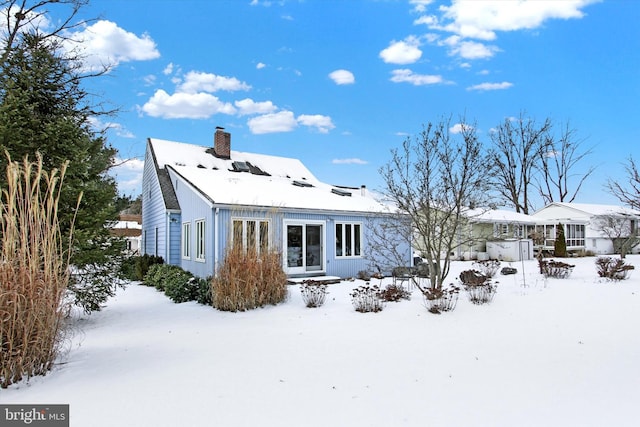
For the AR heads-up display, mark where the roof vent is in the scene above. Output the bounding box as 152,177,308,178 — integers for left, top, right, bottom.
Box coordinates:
331,188,352,197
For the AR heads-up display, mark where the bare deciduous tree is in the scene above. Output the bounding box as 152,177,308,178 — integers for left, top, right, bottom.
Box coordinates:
380,117,490,290
487,112,551,214
592,214,639,258
1,0,91,64
606,156,640,210
537,121,595,205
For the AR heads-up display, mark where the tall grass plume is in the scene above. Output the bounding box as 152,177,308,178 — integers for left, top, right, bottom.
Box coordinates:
0,154,77,388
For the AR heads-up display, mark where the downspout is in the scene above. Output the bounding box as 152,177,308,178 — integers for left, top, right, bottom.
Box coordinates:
214,207,219,276
166,212,171,264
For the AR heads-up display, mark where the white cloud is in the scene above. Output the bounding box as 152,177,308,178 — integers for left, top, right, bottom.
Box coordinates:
69,20,160,72
442,36,499,59
234,98,278,116
256,62,267,69
163,63,174,75
328,69,355,85
450,123,474,134
466,81,513,91
141,89,236,119
297,115,335,134
248,111,298,134
332,158,368,165
438,0,596,41
379,36,422,64
409,0,434,13
390,69,445,86
177,71,251,94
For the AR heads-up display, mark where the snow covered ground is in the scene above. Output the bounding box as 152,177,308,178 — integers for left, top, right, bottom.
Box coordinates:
4,256,640,427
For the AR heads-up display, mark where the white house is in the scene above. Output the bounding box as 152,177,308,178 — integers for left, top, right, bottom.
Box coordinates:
531,202,640,255
141,128,411,279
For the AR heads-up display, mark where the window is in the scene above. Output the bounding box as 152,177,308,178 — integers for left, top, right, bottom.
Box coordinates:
195,219,205,261
336,222,362,257
232,218,270,252
182,222,191,259
565,224,585,247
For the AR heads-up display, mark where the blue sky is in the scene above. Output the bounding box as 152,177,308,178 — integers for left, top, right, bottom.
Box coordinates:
52,0,638,208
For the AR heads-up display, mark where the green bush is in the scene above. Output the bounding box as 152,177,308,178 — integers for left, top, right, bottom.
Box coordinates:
135,254,164,281
195,277,213,305
163,268,198,303
143,263,172,290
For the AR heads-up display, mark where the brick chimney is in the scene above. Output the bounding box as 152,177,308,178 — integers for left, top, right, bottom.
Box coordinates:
213,127,231,159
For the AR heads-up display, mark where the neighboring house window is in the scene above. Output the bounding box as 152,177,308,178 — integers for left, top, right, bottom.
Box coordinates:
182,222,191,259
565,224,585,247
514,225,525,238
335,222,361,257
232,218,270,252
195,219,206,261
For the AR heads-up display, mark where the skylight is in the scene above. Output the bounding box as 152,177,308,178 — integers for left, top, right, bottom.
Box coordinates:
331,188,352,197
293,180,313,188
232,161,250,172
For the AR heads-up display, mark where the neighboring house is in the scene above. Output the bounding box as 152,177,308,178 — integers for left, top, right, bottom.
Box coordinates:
531,202,640,255
141,128,411,279
110,214,142,255
454,208,537,261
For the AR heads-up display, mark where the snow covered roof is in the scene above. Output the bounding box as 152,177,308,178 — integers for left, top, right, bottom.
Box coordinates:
466,208,537,224
149,138,391,214
533,202,640,219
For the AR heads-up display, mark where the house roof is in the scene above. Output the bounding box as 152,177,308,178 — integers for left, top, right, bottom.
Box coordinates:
533,202,640,219
466,208,537,224
149,138,391,214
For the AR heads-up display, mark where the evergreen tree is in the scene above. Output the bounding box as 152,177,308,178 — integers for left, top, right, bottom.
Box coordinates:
554,223,567,257
0,32,123,312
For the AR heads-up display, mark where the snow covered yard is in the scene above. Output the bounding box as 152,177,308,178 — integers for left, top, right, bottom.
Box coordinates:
4,256,640,427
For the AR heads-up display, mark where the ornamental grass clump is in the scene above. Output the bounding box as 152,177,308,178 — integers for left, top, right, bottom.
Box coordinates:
1,155,76,388
212,244,287,312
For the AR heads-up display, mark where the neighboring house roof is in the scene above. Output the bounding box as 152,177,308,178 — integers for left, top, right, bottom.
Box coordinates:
467,208,537,224
109,215,142,238
149,137,391,214
533,202,640,221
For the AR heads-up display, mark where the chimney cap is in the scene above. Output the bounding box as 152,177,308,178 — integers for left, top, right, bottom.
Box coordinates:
216,126,225,130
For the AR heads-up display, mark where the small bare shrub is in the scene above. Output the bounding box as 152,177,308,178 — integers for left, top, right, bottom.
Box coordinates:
351,284,384,313
379,283,411,302
1,155,76,388
422,285,460,314
212,244,288,312
472,259,501,278
465,283,497,305
459,269,489,286
356,270,371,281
539,259,575,279
596,256,635,281
300,281,328,307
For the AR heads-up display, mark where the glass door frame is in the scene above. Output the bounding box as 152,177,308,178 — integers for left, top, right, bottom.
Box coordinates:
283,219,326,275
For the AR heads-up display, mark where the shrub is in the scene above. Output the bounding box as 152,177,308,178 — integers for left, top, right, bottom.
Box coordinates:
379,283,411,302
163,269,198,303
351,284,384,313
472,259,501,278
422,285,460,314
143,263,169,290
134,254,164,281
195,277,213,305
465,282,497,305
357,270,371,281
596,257,635,281
212,245,288,312
458,269,489,286
539,259,575,279
300,281,329,308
